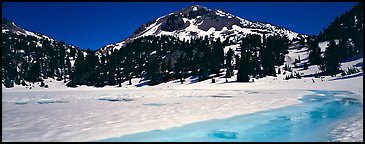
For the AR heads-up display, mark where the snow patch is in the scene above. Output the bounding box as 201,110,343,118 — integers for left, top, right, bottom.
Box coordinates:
192,6,198,11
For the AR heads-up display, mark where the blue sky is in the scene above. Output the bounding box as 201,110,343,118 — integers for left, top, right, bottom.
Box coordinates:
2,2,359,50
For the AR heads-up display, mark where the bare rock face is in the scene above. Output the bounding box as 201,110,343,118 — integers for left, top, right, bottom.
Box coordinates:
182,6,210,19
161,14,186,32
198,10,242,31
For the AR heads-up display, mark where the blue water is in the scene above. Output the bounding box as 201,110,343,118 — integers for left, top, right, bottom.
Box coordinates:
99,90,363,142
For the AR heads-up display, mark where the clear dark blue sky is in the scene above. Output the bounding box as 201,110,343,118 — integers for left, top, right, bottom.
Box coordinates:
2,2,359,50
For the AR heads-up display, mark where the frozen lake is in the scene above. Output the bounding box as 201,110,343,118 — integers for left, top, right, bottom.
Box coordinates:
99,90,363,142
2,88,362,142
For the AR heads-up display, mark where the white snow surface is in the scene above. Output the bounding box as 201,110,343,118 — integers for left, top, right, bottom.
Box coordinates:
192,6,198,11
2,66,363,142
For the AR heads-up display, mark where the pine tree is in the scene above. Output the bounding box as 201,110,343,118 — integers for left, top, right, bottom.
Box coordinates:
4,78,14,88
237,36,251,82
73,51,85,84
234,54,240,70
175,55,185,83
303,63,308,70
225,48,234,78
277,67,281,74
161,59,167,75
320,40,342,76
27,58,41,82
146,57,160,85
58,42,66,80
237,55,250,82
261,35,276,76
210,38,224,75
65,56,72,80
308,38,321,65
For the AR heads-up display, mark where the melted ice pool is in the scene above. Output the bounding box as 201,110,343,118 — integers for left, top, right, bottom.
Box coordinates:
99,90,363,142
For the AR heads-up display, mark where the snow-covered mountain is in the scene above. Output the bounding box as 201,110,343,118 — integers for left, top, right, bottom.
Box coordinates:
2,17,85,86
98,5,306,55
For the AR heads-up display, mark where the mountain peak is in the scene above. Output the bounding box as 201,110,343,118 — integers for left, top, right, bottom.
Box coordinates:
2,17,56,43
173,4,210,17
99,5,306,54
2,17,25,33
190,4,208,10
